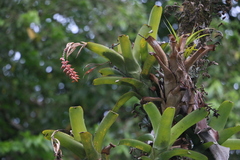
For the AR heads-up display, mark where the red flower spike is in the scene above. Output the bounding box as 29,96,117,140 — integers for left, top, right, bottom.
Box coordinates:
60,57,80,82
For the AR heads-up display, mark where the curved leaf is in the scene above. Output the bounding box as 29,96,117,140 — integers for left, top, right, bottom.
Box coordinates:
119,139,152,153
143,102,161,134
93,77,142,87
209,100,234,131
133,24,152,62
154,107,175,151
42,130,86,158
221,139,240,150
98,67,124,76
137,133,154,142
141,55,157,77
184,44,196,58
93,76,122,85
80,132,101,159
93,76,149,96
142,5,163,76
186,29,209,46
93,111,118,153
200,142,214,150
159,148,207,160
218,126,240,144
148,5,162,41
119,35,141,78
140,156,152,160
112,91,141,112
69,106,87,142
164,18,178,42
111,42,121,53
85,42,125,70
170,108,208,146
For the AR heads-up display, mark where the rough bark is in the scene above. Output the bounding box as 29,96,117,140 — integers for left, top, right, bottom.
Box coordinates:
177,0,212,35
177,0,232,35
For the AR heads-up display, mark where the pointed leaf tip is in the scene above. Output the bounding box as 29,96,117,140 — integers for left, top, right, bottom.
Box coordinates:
209,101,234,131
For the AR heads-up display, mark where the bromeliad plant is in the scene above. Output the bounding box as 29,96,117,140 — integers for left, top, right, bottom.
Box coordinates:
43,106,118,159
43,5,240,160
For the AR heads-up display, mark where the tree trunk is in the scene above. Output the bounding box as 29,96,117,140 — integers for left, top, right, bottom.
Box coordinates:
164,1,232,159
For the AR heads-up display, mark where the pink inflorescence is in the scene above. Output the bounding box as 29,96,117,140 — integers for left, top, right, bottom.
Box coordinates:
60,57,80,82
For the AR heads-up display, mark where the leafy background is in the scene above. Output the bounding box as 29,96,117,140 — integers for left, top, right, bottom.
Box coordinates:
0,0,240,159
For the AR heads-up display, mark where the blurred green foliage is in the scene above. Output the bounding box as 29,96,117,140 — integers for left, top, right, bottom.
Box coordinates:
0,131,53,159
0,0,147,159
203,18,240,129
0,0,240,159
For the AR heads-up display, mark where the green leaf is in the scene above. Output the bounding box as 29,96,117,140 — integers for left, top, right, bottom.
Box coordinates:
142,5,162,76
159,148,208,160
137,133,154,142
148,5,162,41
141,56,157,77
80,132,101,159
154,107,175,152
18,10,40,27
42,130,86,158
93,76,142,87
184,44,196,58
209,100,234,131
119,35,141,78
112,91,140,112
140,156,152,160
93,76,149,96
186,29,209,46
98,67,124,76
111,43,121,53
93,111,118,153
200,142,215,150
132,24,152,63
221,139,240,150
85,42,125,71
119,139,152,153
164,18,179,42
93,76,123,85
69,106,87,142
170,108,208,146
218,126,240,144
143,102,161,134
